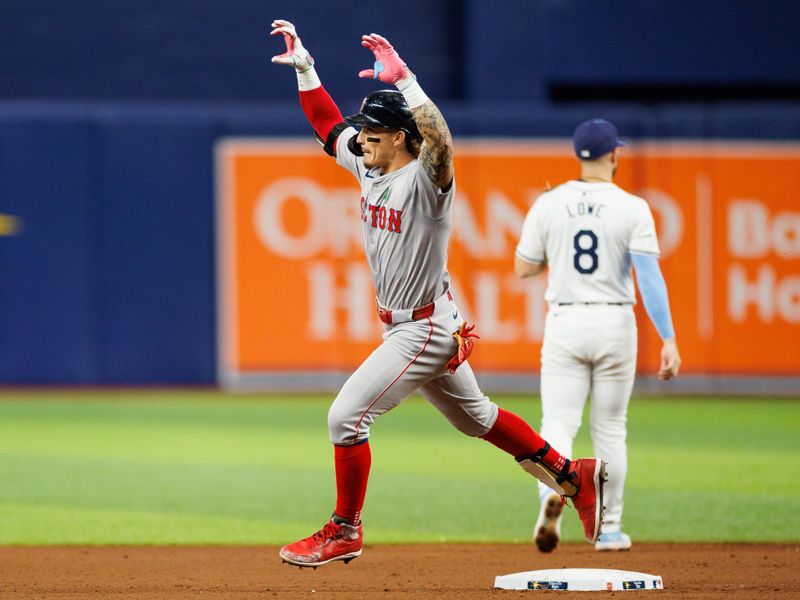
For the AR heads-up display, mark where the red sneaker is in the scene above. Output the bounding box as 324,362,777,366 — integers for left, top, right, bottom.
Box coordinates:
279,518,363,568
564,459,607,543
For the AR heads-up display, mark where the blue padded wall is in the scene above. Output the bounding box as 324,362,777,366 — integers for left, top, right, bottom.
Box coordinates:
0,111,98,382
95,107,217,383
0,0,463,106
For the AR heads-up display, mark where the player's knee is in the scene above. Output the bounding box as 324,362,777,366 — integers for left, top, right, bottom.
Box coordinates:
449,402,497,437
454,419,491,437
327,405,349,443
590,419,627,446
590,412,626,433
327,403,364,445
542,414,582,438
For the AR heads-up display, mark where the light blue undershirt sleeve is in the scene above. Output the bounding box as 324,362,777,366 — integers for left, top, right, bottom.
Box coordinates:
631,252,675,340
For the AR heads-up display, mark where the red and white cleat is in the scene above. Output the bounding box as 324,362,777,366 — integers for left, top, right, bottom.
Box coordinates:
279,518,363,568
564,458,607,544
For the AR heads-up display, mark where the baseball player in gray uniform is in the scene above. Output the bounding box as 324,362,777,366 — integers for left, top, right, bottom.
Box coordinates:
515,119,682,553
271,20,606,568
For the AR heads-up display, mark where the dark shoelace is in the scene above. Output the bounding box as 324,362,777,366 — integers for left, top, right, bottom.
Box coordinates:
311,522,339,543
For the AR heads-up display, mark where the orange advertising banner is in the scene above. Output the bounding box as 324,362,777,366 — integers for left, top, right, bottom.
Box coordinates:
216,140,800,386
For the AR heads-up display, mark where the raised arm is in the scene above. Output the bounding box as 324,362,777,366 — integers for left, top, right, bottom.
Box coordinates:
271,20,348,155
408,87,454,190
358,34,454,189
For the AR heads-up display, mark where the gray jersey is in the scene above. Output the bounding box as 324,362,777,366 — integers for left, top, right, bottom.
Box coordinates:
336,127,455,310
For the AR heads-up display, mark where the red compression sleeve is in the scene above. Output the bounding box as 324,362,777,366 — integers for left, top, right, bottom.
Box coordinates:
334,441,371,524
299,86,345,144
481,408,568,472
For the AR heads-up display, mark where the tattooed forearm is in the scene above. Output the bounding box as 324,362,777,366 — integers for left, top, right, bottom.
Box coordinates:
411,100,454,189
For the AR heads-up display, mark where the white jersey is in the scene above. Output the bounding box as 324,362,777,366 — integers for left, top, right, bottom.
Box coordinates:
515,180,659,304
335,127,455,310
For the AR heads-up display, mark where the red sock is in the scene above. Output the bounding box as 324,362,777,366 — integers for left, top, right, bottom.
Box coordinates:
481,408,568,473
334,440,371,524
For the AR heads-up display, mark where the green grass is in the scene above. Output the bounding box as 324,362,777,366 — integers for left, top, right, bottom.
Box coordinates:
0,391,798,544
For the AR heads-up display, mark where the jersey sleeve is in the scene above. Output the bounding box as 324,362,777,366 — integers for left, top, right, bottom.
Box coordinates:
631,253,675,340
629,198,661,257
335,127,366,182
412,160,456,220
515,198,546,264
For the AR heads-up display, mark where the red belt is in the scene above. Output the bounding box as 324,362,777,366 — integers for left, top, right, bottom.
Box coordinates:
376,291,452,325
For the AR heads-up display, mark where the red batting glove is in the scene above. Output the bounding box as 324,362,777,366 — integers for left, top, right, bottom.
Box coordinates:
358,33,410,85
446,323,480,374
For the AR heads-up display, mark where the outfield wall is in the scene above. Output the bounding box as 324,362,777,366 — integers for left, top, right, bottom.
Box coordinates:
0,103,798,390
217,137,800,394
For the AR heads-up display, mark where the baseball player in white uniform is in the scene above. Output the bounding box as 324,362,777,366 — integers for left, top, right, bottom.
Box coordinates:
270,20,607,568
515,119,681,552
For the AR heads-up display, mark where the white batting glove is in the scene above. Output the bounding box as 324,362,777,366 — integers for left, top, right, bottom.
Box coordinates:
270,19,320,91
270,20,314,71
358,33,428,108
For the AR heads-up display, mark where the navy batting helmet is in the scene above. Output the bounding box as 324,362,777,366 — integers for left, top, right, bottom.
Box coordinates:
345,90,422,141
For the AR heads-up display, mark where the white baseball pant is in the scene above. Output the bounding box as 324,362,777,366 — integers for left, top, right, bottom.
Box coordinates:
538,304,637,533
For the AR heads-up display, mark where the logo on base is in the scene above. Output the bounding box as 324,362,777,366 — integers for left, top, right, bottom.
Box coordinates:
527,581,568,590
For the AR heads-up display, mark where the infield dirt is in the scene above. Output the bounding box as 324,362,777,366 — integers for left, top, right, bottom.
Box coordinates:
0,543,797,599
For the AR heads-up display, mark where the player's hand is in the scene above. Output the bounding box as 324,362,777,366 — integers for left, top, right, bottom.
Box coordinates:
658,338,681,380
270,19,314,72
358,33,410,85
